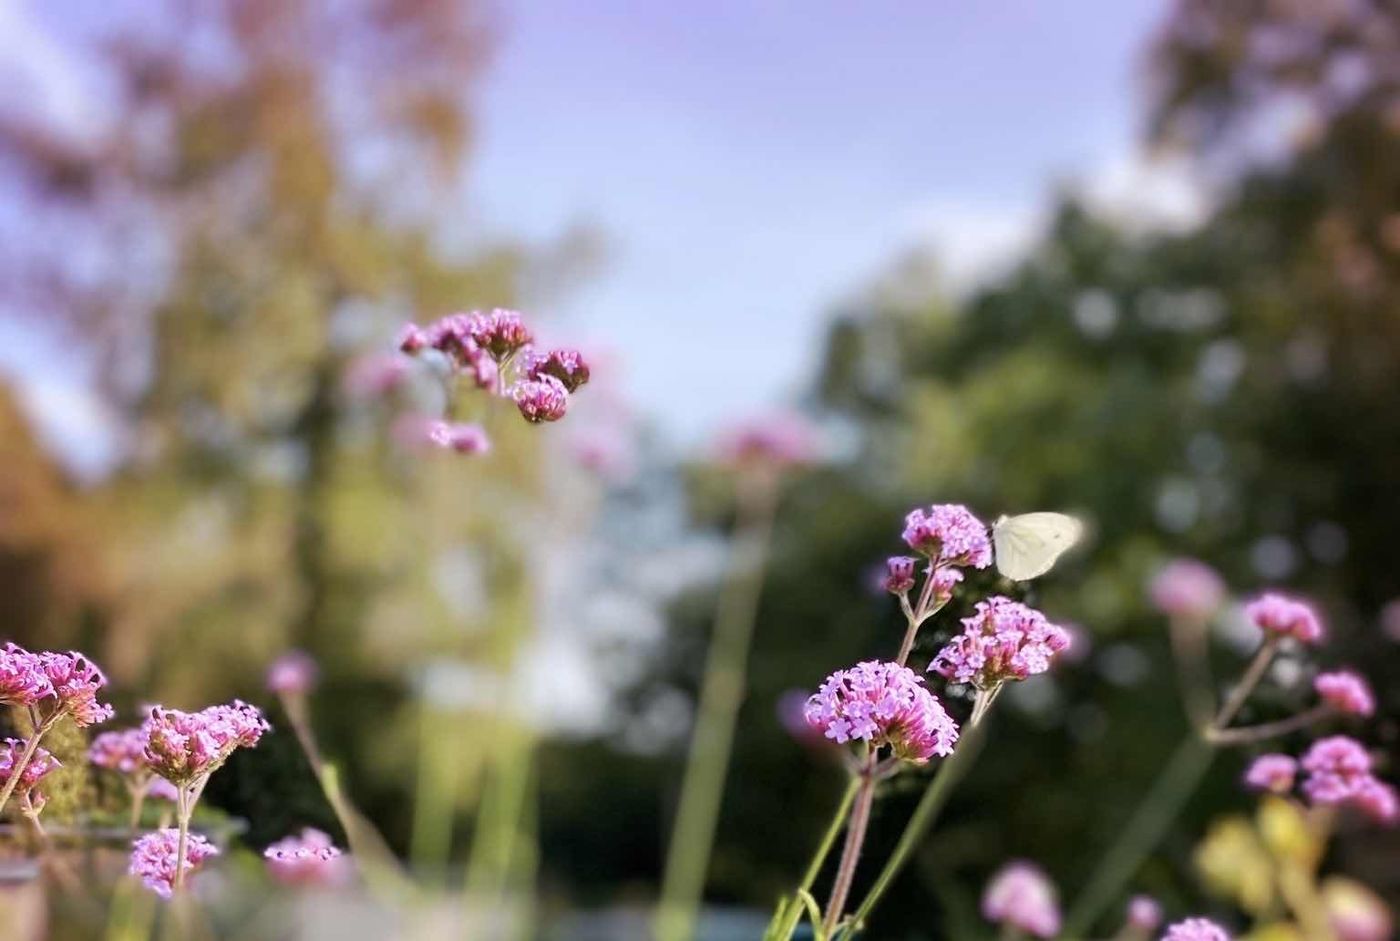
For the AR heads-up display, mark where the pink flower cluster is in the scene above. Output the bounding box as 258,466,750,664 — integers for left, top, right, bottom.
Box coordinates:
716,413,821,470
1162,918,1231,941
1244,593,1324,645
264,828,352,887
1314,670,1375,717
523,347,590,393
129,829,219,898
981,860,1061,938
90,728,149,776
803,661,959,763
931,596,1071,689
1149,559,1226,620
1244,754,1297,794
0,739,60,798
425,420,492,455
901,504,993,568
1300,737,1397,822
0,644,114,727
266,650,319,696
142,701,270,786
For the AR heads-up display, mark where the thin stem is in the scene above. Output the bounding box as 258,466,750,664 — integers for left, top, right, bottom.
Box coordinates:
841,706,991,937
969,685,1004,728
655,477,780,941
1205,704,1333,746
822,753,879,937
129,781,148,833
0,726,49,815
1168,613,1215,730
798,778,859,895
1211,635,1279,731
20,792,46,844
1060,736,1215,939
895,617,921,667
173,785,191,892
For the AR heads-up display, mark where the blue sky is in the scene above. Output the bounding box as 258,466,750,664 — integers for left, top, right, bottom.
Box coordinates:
1,0,1192,472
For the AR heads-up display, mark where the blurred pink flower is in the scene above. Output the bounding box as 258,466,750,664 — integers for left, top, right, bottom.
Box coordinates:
1161,918,1231,941
1243,754,1297,794
129,829,218,898
981,860,1061,938
1244,593,1324,645
1148,559,1225,620
342,353,408,399
1323,878,1393,941
264,828,352,888
89,729,148,775
901,504,992,568
465,309,533,361
931,596,1070,689
396,323,428,354
426,420,491,455
146,777,179,802
714,413,821,470
266,651,319,697
880,556,918,595
523,347,590,393
513,375,570,423
1126,895,1163,932
803,660,958,763
1314,670,1375,717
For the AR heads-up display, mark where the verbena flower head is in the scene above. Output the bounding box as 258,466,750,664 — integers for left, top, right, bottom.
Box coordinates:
524,348,590,393
1127,895,1163,931
266,650,319,696
513,375,569,423
928,566,964,605
466,309,533,361
881,556,918,595
426,420,492,455
89,729,149,776
0,739,60,797
142,701,270,785
420,313,500,388
1314,670,1375,717
715,413,820,470
130,829,219,898
1149,559,1226,620
1299,735,1395,821
40,651,114,727
803,661,959,762
342,353,408,399
0,643,52,706
1352,778,1398,824
1161,918,1231,941
902,504,992,567
981,860,1061,938
264,828,352,887
147,777,179,802
1244,593,1324,645
1244,754,1298,794
931,596,1071,689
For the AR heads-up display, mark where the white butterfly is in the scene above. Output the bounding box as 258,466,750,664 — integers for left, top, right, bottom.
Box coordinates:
991,512,1084,581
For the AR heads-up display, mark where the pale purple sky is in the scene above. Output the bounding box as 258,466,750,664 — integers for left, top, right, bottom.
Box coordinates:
1,0,1197,473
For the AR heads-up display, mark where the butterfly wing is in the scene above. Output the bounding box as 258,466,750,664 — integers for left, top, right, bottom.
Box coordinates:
992,512,1084,580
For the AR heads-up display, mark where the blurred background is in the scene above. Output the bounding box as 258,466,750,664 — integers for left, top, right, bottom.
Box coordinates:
1,0,1398,937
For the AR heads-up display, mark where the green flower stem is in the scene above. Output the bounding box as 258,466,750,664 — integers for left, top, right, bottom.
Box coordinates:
1212,635,1279,731
799,778,860,895
840,700,993,938
655,476,780,941
1060,735,1215,939
822,751,879,937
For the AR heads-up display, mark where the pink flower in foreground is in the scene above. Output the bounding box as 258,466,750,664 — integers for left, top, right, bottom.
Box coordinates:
89,729,149,775
1161,918,1231,941
142,701,269,786
715,413,821,469
1314,670,1375,717
1149,559,1226,620
930,596,1071,689
901,504,992,568
0,643,52,707
40,651,114,727
266,651,319,696
1244,754,1298,794
129,829,218,898
1301,736,1373,804
0,739,60,797
1126,895,1163,932
981,861,1061,938
524,348,590,393
1323,878,1393,941
264,828,352,887
512,375,569,423
1244,593,1324,645
426,420,492,455
803,661,958,763
880,556,918,595
466,309,533,361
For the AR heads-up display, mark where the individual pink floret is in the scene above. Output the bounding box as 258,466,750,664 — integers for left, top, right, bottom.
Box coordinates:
1244,593,1324,645
512,375,569,423
981,860,1061,938
880,556,918,595
928,566,964,605
266,650,320,696
1243,754,1297,794
901,504,992,568
142,701,270,786
0,643,53,707
1161,918,1232,941
264,828,353,887
1314,670,1375,717
1149,559,1226,620
129,828,219,898
803,660,958,763
930,596,1071,689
